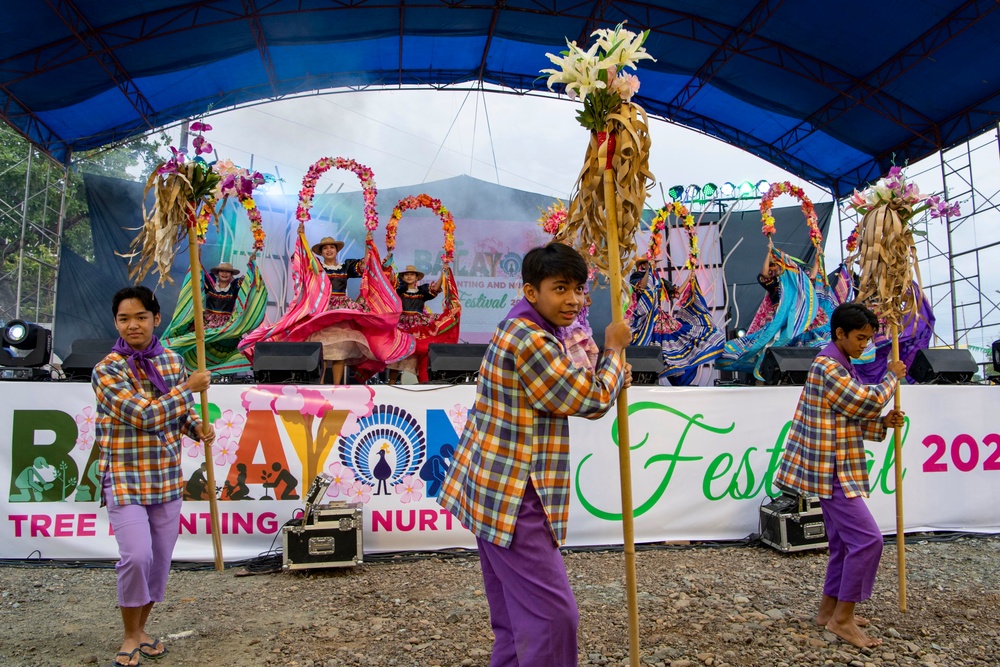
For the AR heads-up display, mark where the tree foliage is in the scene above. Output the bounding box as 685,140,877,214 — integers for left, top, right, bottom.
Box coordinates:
0,124,166,323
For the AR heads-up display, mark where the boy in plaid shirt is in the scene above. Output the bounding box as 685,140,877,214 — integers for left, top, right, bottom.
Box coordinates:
94,286,214,666
775,302,905,649
439,243,632,666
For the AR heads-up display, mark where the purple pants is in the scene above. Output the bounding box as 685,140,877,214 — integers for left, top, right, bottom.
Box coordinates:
476,481,578,667
103,476,182,608
822,476,883,603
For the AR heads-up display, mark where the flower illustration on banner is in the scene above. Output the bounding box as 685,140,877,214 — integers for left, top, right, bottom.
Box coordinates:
394,475,425,503
76,433,94,451
448,403,468,430
349,480,374,504
75,406,96,434
326,462,357,498
212,437,239,466
214,409,245,440
182,435,204,459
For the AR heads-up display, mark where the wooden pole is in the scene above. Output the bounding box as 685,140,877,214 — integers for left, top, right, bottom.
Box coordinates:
891,323,906,612
598,132,641,667
187,210,225,571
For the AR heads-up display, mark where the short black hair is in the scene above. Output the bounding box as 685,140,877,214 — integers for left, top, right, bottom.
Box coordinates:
830,302,879,338
111,285,160,317
522,242,588,287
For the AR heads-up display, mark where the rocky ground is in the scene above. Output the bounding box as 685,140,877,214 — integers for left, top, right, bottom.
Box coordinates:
1,534,998,667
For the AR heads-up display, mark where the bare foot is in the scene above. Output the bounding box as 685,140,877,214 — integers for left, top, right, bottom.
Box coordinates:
816,613,870,627
825,619,882,648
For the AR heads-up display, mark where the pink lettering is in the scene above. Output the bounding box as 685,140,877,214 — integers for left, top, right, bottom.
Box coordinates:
30,515,52,537
8,515,28,537
77,514,96,537
53,514,74,537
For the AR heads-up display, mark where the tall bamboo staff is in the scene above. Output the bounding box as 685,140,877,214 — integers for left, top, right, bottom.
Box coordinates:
543,24,655,667
846,168,960,611
126,129,225,570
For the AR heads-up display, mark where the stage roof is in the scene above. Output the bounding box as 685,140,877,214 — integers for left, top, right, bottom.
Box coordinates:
3,1,999,196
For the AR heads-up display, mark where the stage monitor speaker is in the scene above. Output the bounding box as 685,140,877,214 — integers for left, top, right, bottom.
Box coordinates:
252,342,323,384
909,348,977,385
428,344,488,384
992,340,1000,373
759,347,819,386
625,345,662,386
61,339,116,381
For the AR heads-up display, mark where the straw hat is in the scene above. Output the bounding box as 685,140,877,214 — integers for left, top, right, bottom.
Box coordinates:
311,237,344,255
209,261,241,277
400,264,425,280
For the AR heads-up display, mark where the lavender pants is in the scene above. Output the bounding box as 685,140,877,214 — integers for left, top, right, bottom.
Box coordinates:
103,476,182,608
822,476,883,603
476,481,579,667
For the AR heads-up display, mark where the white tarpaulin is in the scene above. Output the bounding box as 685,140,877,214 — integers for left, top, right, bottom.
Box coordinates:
1,382,997,561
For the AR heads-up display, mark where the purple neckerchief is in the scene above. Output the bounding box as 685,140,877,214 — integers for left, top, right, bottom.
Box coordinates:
818,341,861,383
505,297,558,338
111,335,172,396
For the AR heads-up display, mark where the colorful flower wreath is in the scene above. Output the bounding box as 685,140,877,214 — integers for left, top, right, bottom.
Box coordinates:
538,200,568,237
213,159,268,252
386,194,456,265
297,157,379,236
648,201,699,269
759,181,821,249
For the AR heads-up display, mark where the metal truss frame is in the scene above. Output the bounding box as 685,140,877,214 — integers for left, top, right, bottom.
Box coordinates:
0,142,67,328
829,123,1000,377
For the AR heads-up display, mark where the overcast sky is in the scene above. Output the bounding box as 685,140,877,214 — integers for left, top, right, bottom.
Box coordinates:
164,88,832,206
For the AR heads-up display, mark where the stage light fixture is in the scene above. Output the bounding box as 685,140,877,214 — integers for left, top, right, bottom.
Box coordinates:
737,181,756,198
756,180,771,195
736,328,746,338
702,182,718,198
668,185,684,200
2,320,52,365
719,182,736,198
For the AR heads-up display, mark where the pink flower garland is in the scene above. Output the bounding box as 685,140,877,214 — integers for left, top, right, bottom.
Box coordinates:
386,194,456,265
759,181,822,249
648,201,698,269
297,157,379,235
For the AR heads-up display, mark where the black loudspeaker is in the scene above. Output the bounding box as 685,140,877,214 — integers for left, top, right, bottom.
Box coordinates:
909,348,978,385
624,345,662,386
61,339,116,381
252,342,323,384
759,347,820,386
428,344,488,384
992,340,1000,373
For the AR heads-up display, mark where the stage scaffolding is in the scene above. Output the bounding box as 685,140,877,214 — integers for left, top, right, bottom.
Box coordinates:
0,139,68,329
827,124,1000,379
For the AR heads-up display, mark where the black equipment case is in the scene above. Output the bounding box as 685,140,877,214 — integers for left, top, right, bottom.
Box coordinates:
282,474,364,570
760,494,828,553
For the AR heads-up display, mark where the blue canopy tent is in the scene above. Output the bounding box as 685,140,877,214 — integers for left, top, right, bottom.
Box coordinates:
1,1,999,196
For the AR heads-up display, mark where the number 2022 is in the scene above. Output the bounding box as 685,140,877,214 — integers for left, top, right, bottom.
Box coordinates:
923,433,1000,473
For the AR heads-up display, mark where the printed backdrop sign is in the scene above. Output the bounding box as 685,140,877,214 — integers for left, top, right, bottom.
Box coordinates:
1,383,997,561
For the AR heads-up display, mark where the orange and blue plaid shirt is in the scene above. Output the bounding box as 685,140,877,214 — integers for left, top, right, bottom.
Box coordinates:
438,307,624,548
775,342,899,499
93,349,201,506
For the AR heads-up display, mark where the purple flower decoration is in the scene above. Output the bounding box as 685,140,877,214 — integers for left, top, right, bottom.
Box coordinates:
190,121,213,132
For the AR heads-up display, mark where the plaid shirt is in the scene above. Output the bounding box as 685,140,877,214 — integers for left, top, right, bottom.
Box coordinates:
93,349,201,506
438,315,624,548
775,344,898,499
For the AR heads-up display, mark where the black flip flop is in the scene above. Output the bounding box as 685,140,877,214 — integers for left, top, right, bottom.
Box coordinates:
112,647,141,666
139,640,167,659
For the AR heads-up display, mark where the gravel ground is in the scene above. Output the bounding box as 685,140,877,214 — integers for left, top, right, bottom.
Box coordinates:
1,534,998,667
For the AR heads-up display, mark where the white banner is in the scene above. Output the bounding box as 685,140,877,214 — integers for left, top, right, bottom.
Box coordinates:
1,382,997,561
